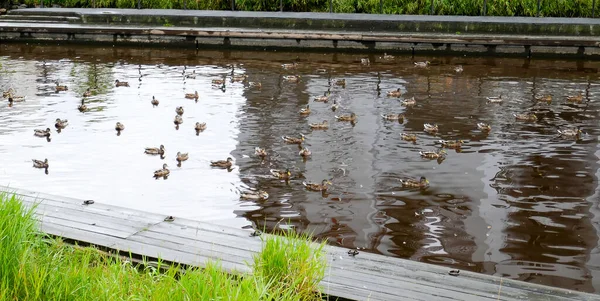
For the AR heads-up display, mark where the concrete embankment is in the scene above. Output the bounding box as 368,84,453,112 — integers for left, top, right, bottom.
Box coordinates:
1,8,600,57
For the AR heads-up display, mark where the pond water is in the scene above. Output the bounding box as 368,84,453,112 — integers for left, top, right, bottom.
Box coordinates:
1,43,600,293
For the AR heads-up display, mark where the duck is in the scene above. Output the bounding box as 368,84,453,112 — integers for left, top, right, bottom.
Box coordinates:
420,149,446,159
282,134,305,144
414,61,430,68
383,53,394,60
115,79,129,87
176,106,184,116
299,105,311,115
314,92,330,102
514,113,538,122
439,139,464,149
335,79,346,86
153,164,170,177
151,96,159,107
212,79,225,85
240,190,269,200
255,147,268,158
174,115,183,126
55,118,68,130
270,168,292,180
477,123,492,132
210,157,233,168
335,113,357,122
486,95,503,103
557,128,583,138
184,70,196,79
249,82,262,88
401,97,416,106
382,113,404,122
309,120,329,130
283,75,301,82
401,133,417,142
78,99,88,112
55,81,68,91
176,152,189,162
387,88,402,97
195,122,207,132
423,123,438,133
32,158,49,169
331,99,339,111
567,92,584,103
185,91,199,100
360,58,370,65
535,94,552,103
34,128,51,138
145,145,165,155
400,176,429,188
303,179,332,192
115,122,125,132
282,62,298,69
299,147,312,157
82,88,92,97
454,65,464,73
232,74,248,82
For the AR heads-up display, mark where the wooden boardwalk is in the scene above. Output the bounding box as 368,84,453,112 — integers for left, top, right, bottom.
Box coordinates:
2,186,597,301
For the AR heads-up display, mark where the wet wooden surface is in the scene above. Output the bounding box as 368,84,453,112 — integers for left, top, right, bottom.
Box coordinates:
1,186,597,301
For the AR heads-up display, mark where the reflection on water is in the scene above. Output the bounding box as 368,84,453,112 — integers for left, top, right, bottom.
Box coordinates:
1,44,599,293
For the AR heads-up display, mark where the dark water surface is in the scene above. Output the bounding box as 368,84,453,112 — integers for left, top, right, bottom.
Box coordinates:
1,44,600,293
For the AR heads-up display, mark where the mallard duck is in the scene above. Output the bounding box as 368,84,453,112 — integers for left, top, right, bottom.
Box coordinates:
314,92,329,102
331,99,339,111
78,99,88,112
283,75,300,82
282,62,298,69
439,139,464,149
255,147,268,158
535,94,552,103
185,91,199,100
82,88,92,97
270,168,292,180
557,128,583,138
145,145,165,155
382,113,404,122
232,74,248,82
423,123,438,133
299,105,311,115
240,190,269,200
176,152,189,162
420,149,446,159
176,106,184,116
55,118,68,130
477,123,492,132
299,147,311,157
210,157,233,168
34,128,51,138
486,95,503,103
567,93,583,103
32,158,49,169
402,97,416,106
153,164,170,177
151,96,159,107
335,113,357,122
115,79,129,87
387,88,402,97
309,120,329,130
383,53,394,60
335,79,346,86
115,122,125,132
303,179,332,191
55,81,68,91
212,79,225,85
414,61,430,68
360,58,370,65
195,122,207,132
454,65,464,73
514,113,537,122
249,82,262,88
282,134,305,144
401,133,417,142
174,115,183,125
400,176,429,188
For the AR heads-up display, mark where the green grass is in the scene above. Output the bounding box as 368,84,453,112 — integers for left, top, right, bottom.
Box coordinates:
0,193,326,300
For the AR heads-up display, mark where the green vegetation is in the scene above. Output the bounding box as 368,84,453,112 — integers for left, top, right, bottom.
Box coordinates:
20,0,598,17
0,193,326,300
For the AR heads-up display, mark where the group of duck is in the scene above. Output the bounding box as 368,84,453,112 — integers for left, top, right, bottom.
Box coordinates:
4,56,588,199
